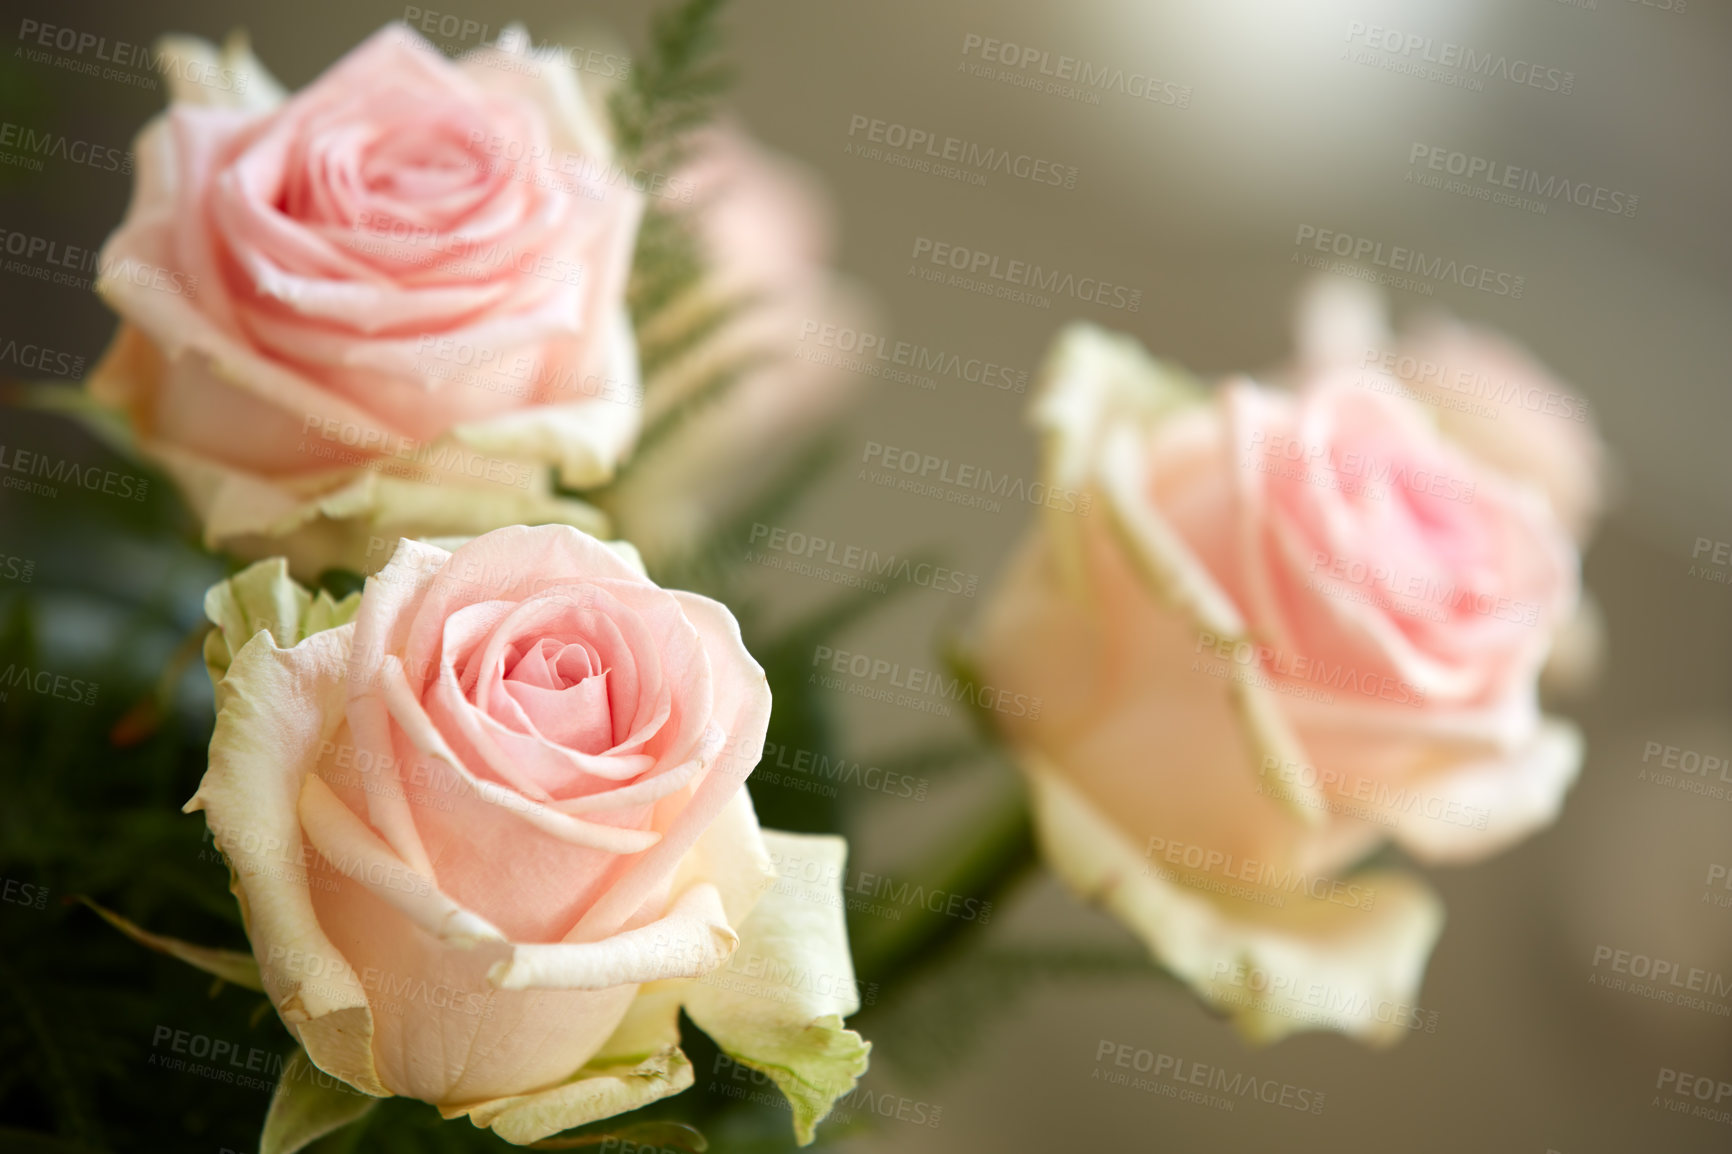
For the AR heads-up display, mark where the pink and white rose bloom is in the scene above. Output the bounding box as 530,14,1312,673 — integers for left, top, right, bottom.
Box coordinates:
192,524,867,1144
1293,275,1609,544
971,325,1585,1044
90,26,646,578
1292,275,1610,692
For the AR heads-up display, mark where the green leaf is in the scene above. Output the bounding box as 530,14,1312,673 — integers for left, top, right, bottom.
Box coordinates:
76,896,264,991
609,0,734,171
260,1048,378,1154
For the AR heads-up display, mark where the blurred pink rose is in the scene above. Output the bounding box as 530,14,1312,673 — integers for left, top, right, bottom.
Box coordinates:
972,326,1585,1043
1293,275,1609,543
90,26,646,576
610,125,872,564
1291,275,1611,693
1390,315,1607,543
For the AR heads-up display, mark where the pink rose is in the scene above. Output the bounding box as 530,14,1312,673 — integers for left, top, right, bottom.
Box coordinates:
1391,315,1608,543
191,525,866,1143
91,26,645,577
1293,275,1609,543
1291,275,1611,693
972,326,1585,1043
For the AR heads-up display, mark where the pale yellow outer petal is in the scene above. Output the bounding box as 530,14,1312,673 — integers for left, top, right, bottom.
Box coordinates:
681,830,870,1145
1024,758,1445,1047
184,623,389,1097
203,558,360,683
153,30,288,111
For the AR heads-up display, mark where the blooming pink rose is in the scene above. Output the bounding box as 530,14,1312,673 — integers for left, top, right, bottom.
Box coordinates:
1292,275,1608,543
972,326,1585,1043
1290,275,1611,693
91,27,646,577
191,525,866,1143
1391,315,1607,543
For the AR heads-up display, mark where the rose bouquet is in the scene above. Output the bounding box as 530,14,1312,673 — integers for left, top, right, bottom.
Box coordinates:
0,0,1612,1145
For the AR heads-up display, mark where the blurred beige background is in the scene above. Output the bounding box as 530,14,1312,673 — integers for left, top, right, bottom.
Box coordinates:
8,0,1732,1150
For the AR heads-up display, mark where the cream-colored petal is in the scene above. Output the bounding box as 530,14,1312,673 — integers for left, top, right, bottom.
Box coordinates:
203,558,359,683
1026,760,1445,1047
671,787,776,929
451,310,643,489
1379,718,1583,865
444,1046,693,1146
154,30,287,112
183,624,389,1096
487,882,737,992
682,831,869,1145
